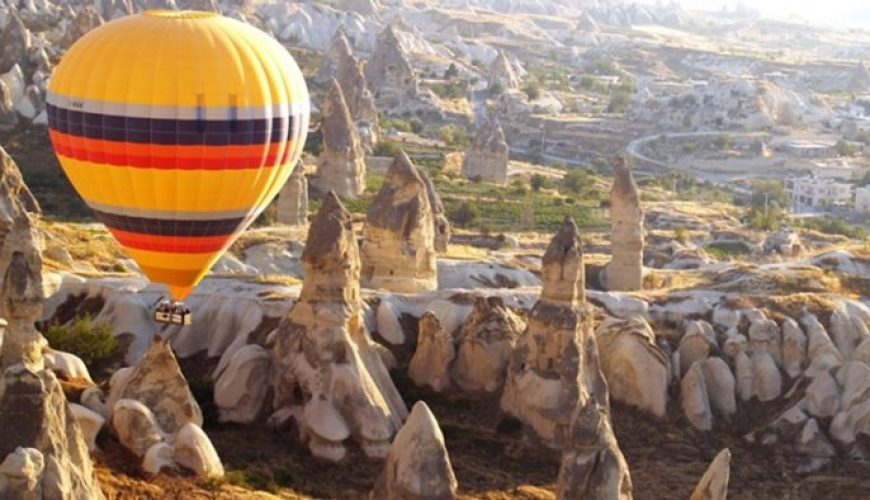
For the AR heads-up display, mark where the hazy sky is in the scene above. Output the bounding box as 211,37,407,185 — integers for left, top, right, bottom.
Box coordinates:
682,0,870,29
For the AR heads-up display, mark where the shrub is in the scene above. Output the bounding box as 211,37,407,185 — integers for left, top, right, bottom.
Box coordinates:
714,133,732,151
373,140,401,157
523,80,541,101
560,170,588,193
409,118,424,134
674,225,688,244
43,315,120,368
530,174,549,191
450,202,479,227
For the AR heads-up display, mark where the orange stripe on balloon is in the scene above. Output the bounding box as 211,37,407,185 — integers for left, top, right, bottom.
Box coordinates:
110,228,231,253
48,129,296,169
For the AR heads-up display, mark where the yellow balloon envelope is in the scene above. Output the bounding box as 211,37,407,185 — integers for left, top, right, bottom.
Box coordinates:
47,10,310,300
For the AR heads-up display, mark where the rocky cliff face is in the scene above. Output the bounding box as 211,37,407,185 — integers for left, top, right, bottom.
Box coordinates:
462,117,509,186
418,168,450,253
0,215,44,372
276,162,308,227
365,25,419,109
312,79,367,198
603,157,643,291
335,43,380,149
365,24,442,117
271,192,408,461
488,50,520,91
0,366,104,499
361,152,438,293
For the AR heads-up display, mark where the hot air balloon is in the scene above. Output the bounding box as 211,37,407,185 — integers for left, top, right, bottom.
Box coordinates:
46,10,309,324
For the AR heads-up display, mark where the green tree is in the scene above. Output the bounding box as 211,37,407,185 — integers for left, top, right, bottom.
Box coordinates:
523,80,541,101
714,133,732,151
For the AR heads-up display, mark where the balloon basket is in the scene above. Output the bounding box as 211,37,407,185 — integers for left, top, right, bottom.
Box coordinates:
154,299,192,326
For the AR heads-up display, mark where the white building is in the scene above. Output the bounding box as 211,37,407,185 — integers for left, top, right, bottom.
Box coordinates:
786,176,854,209
857,186,870,213
811,159,867,180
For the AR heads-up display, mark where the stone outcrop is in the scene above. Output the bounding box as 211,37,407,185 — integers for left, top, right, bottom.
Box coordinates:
214,344,271,424
488,50,520,92
335,44,380,148
462,117,509,186
603,156,643,291
0,12,30,75
370,401,457,500
595,316,669,417
0,216,44,371
418,168,450,253
276,162,308,227
365,25,419,109
271,192,408,461
312,79,366,198
60,6,103,49
502,217,593,443
557,395,633,499
452,296,525,393
0,366,104,499
408,312,454,392
0,80,18,131
690,449,731,500
88,337,222,477
317,29,353,83
361,152,437,293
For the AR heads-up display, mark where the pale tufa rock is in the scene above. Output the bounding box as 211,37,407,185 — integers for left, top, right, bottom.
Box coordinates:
361,152,437,293
271,192,407,460
603,156,644,292
690,448,731,500
452,295,525,393
370,401,457,500
595,316,669,417
408,311,454,393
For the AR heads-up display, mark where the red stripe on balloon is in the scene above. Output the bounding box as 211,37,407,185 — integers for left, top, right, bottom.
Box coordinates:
109,228,231,253
48,129,296,169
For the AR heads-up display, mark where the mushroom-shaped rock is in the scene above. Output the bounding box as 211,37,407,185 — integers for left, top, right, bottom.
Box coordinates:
502,217,601,442
313,79,366,198
603,156,644,292
361,152,437,293
304,395,352,462
271,192,407,460
371,401,457,500
409,312,455,392
681,362,713,431
595,316,669,417
452,296,525,393
690,448,731,500
173,423,224,478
